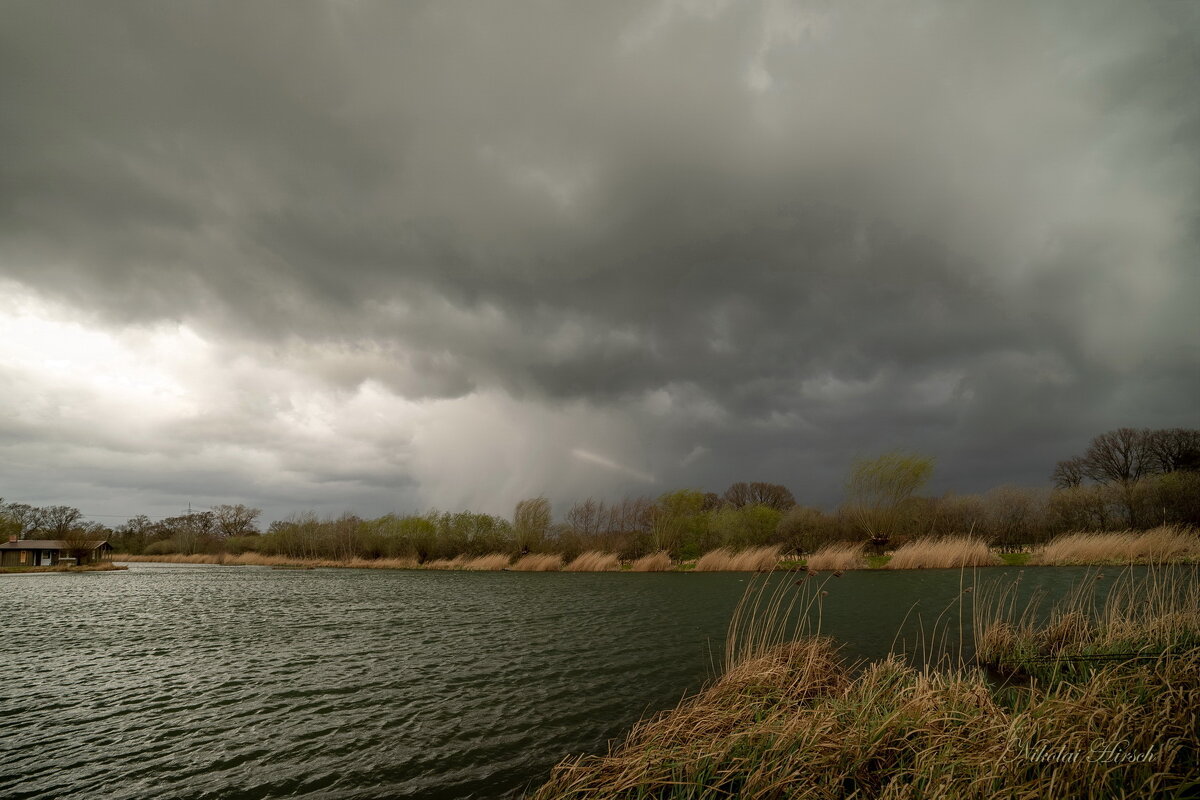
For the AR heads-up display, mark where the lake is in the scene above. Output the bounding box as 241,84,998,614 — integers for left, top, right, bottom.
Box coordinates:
0,562,1110,799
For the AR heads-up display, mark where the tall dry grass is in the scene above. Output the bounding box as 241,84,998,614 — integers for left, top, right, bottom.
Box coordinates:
1036,525,1200,565
629,552,673,572
532,640,1199,799
694,545,782,572
421,554,511,570
886,536,999,569
510,553,564,572
532,568,1200,800
804,541,866,571
462,553,512,570
974,563,1200,678
563,551,621,572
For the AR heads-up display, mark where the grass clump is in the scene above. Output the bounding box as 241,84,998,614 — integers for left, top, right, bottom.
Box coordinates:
510,553,564,572
804,541,866,571
694,546,782,572
1036,525,1200,565
462,553,512,570
975,564,1200,681
564,551,621,572
532,643,1200,799
422,554,512,570
629,552,673,572
886,536,1000,569
532,568,1200,800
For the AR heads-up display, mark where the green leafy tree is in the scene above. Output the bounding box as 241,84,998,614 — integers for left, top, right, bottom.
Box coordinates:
845,452,934,552
513,497,552,553
651,489,708,557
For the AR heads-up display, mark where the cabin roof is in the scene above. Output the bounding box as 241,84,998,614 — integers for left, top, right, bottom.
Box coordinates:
0,539,110,550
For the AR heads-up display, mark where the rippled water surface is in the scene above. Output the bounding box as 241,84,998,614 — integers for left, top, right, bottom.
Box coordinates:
1,563,1111,799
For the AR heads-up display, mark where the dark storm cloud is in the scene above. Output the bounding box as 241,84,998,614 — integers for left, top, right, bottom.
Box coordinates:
2,0,1198,515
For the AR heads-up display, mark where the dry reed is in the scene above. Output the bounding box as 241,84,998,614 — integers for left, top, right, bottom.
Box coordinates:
804,541,867,571
886,536,1000,569
419,555,510,570
461,553,512,570
974,563,1200,677
694,545,782,572
422,556,467,570
510,553,564,572
1036,525,1200,565
629,551,673,572
563,551,621,572
532,568,1200,799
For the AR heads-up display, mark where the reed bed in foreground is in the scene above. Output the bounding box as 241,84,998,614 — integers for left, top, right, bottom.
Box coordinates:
694,545,782,572
804,540,866,571
533,567,1200,800
510,553,564,572
629,552,673,572
886,535,1000,569
563,551,621,572
1036,525,1200,565
532,639,1199,799
974,564,1200,680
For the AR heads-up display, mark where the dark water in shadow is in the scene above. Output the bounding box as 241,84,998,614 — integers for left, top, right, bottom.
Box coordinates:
0,563,1124,798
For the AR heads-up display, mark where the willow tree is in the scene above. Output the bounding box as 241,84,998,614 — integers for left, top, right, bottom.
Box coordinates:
845,452,934,552
513,497,552,554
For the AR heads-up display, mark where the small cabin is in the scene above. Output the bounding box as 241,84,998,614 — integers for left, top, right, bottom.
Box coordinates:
0,536,114,567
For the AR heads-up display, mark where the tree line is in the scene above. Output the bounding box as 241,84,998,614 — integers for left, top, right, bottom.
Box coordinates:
3,428,1196,562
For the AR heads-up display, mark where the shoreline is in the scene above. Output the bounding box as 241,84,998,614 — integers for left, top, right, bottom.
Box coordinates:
111,549,1197,572
0,563,127,575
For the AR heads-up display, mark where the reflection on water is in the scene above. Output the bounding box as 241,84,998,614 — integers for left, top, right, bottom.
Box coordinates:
0,563,1111,799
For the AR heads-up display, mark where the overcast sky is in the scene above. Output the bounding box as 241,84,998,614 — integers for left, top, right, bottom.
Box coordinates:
2,1,1197,525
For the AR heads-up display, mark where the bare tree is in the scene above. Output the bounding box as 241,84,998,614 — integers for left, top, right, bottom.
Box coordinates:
41,505,84,537
1,503,45,538
212,504,262,539
1083,428,1155,485
722,482,797,511
748,482,796,510
60,522,109,564
158,510,217,554
565,498,604,540
1080,428,1158,526
723,482,753,508
1052,457,1087,489
1148,428,1200,473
